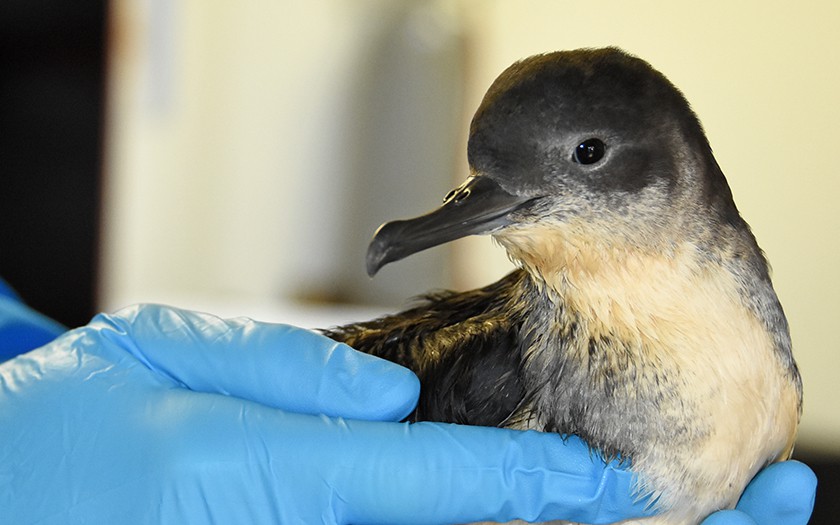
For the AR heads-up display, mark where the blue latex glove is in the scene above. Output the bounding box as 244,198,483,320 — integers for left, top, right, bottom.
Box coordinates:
702,460,817,525
0,304,654,525
0,277,66,362
0,276,19,300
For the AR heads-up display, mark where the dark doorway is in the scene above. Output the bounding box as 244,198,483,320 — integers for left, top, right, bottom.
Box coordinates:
0,1,106,327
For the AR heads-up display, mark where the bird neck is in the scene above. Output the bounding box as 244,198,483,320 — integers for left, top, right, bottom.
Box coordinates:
494,221,787,374
497,220,795,374
497,224,709,329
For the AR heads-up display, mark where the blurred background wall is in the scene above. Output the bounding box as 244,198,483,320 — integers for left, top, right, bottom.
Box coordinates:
101,0,467,313
1,0,837,519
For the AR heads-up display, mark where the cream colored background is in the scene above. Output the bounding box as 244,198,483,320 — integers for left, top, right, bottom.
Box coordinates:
101,1,839,453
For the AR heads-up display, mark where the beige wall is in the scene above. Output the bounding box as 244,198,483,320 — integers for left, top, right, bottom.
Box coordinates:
101,1,839,453
102,0,466,308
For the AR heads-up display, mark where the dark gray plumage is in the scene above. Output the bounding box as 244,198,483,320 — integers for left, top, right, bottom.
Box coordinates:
323,48,802,525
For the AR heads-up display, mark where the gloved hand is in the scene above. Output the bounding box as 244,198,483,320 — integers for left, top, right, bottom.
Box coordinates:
0,303,816,524
0,277,65,362
0,304,652,525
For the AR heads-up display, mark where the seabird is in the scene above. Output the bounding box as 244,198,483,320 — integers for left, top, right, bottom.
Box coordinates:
324,47,802,524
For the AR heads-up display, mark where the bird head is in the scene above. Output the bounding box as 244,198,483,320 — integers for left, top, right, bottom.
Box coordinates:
366,48,746,280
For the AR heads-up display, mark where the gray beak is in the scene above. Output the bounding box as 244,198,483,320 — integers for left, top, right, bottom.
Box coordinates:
366,176,533,276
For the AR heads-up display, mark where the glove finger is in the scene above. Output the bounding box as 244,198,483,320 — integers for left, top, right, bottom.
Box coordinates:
324,423,653,525
96,304,420,421
735,460,817,525
133,402,654,525
700,510,757,525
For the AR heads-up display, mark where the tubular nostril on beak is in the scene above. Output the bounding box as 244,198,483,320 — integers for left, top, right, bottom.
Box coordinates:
444,187,472,205
453,189,471,204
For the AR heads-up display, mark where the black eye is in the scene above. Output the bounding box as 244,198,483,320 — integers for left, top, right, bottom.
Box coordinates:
573,138,606,165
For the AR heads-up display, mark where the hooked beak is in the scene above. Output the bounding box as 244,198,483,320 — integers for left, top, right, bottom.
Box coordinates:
366,176,534,276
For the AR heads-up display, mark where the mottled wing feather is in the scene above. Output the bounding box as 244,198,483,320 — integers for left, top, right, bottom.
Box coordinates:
322,270,532,426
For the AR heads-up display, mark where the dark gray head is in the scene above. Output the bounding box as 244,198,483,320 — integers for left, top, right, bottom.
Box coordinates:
367,48,749,276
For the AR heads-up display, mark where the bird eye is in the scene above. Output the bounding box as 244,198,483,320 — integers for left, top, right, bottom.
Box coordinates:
573,138,606,165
